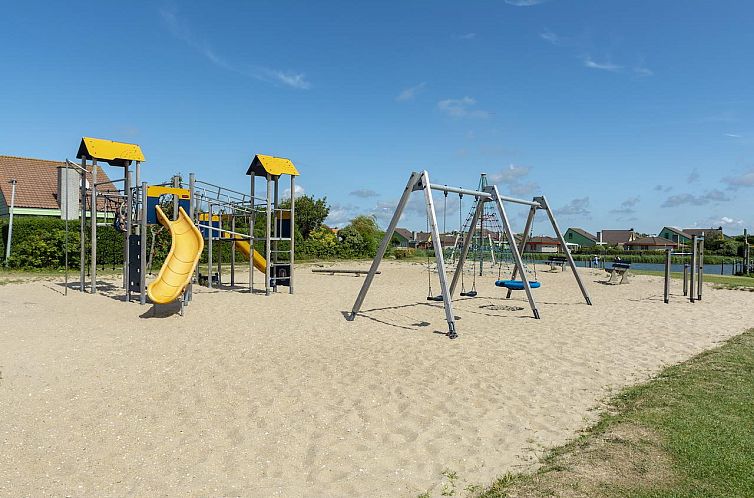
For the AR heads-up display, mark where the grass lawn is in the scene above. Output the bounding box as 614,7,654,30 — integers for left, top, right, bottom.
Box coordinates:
632,269,754,290
475,328,754,498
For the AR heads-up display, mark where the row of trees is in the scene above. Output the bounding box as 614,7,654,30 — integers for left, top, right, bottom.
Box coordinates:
0,194,386,269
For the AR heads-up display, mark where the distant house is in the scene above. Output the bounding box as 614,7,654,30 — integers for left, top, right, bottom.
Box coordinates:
392,227,414,248
658,227,692,247
0,155,117,218
597,229,636,247
414,231,459,250
625,236,676,251
524,236,561,253
683,227,724,241
564,227,598,248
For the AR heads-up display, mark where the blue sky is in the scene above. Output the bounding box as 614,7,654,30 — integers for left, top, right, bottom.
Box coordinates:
1,0,752,235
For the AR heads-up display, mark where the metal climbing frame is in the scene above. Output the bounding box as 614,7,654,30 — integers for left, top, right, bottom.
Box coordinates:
348,170,593,339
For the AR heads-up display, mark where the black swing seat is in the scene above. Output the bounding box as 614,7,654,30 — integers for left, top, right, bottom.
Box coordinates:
427,295,444,302
460,290,478,297
495,279,541,290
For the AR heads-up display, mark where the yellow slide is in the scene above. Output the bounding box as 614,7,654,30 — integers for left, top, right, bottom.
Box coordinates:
222,233,267,273
147,206,204,304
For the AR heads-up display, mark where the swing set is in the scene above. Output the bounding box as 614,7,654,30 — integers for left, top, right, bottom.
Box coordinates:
348,170,592,339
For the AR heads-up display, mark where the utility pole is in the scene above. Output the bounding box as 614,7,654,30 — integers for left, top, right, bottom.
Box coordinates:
4,179,17,265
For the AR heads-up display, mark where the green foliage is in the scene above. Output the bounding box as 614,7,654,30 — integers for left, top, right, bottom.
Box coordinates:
281,195,329,238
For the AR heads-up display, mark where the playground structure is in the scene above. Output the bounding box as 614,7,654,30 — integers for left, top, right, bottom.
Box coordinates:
348,170,593,339
663,235,704,304
64,137,298,311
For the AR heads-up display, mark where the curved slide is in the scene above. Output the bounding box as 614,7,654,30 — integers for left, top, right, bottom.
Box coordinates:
222,233,267,273
147,206,204,304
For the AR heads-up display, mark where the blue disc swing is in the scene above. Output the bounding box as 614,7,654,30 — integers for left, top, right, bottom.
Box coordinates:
494,231,541,291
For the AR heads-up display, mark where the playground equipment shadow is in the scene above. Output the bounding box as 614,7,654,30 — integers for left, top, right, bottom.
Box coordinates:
1,262,752,497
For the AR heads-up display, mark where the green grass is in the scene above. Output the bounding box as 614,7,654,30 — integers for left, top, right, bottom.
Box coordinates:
475,329,754,498
632,269,754,289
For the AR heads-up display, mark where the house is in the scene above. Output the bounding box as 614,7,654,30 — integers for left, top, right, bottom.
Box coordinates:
524,236,561,253
683,227,724,241
414,231,459,250
658,227,692,247
625,236,676,251
597,229,636,247
564,227,598,248
391,227,414,247
0,155,117,219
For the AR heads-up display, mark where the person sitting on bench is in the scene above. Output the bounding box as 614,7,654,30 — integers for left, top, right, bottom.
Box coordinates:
545,255,568,271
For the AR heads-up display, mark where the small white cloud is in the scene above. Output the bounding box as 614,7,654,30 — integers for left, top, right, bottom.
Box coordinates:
349,189,380,198
396,82,427,102
437,97,490,118
490,164,530,184
724,133,742,138
722,169,754,190
282,184,305,199
539,29,561,45
582,56,622,72
687,168,700,184
633,66,653,77
268,70,311,90
505,0,552,6
556,197,591,217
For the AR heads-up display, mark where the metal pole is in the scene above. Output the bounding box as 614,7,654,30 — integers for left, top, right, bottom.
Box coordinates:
172,175,180,221
64,166,69,295
140,182,147,305
289,174,295,294
697,237,704,301
124,164,132,292
273,177,279,292
423,171,458,338
189,173,196,301
490,186,540,319
689,235,697,303
230,212,236,287
664,248,671,304
80,158,86,291
449,198,484,296
250,174,255,293
683,263,689,296
90,160,97,294
208,202,213,289
538,195,592,305
4,179,17,264
349,172,422,320
506,205,536,299
265,174,272,295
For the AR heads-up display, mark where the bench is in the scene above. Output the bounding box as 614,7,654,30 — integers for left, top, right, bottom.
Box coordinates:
545,255,568,271
604,262,631,284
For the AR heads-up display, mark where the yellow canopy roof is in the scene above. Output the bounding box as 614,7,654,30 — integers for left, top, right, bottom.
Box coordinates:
246,154,299,177
76,137,145,167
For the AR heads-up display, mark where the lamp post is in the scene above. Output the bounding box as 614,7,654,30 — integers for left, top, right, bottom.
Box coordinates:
4,179,17,265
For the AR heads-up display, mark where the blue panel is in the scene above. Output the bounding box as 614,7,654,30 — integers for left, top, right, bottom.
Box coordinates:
495,280,541,290
146,197,160,225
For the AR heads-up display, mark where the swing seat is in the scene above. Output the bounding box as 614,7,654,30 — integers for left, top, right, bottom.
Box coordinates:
495,279,541,290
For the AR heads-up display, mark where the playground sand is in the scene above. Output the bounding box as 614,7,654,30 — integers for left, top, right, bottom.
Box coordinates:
0,262,750,497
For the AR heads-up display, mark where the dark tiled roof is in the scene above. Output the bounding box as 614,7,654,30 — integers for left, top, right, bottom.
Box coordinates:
527,236,560,245
683,227,723,238
599,229,635,245
394,227,413,240
625,236,675,246
0,155,117,211
568,227,597,241
660,226,692,239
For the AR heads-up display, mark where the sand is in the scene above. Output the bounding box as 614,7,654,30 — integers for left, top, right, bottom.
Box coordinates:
0,262,750,497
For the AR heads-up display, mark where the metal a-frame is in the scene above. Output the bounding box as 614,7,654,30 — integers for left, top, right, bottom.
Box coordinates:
347,170,593,339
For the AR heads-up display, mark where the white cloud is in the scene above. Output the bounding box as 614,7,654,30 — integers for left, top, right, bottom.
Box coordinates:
661,190,730,207
159,8,310,90
282,184,305,200
437,97,490,118
687,168,700,184
633,65,654,77
714,216,745,229
556,197,591,217
490,164,530,184
325,203,358,227
722,169,754,190
725,133,742,138
582,56,622,72
505,0,552,6
349,189,380,198
396,82,427,102
539,29,561,45
610,196,640,216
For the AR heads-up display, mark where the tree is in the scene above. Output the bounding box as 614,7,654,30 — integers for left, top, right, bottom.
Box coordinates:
280,195,329,238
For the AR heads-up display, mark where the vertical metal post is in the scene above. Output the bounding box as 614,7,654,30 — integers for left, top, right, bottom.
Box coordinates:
172,175,180,220
697,238,704,301
490,186,540,319
189,173,196,301
265,174,272,295
230,212,236,287
689,235,697,303
273,177,279,292
289,174,295,294
539,196,592,305
64,165,69,294
4,179,17,265
140,182,147,305
423,172,458,338
90,160,97,294
207,202,213,289
506,205,537,299
683,264,689,296
250,174,255,293
80,158,86,291
124,163,132,291
449,198,484,296
350,172,422,320
664,248,671,304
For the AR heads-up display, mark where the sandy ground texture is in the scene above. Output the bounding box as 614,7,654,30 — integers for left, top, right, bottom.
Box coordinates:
0,262,751,497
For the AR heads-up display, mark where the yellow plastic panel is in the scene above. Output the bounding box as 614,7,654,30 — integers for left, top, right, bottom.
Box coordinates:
146,185,190,199
77,137,145,167
246,154,299,177
147,205,204,305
